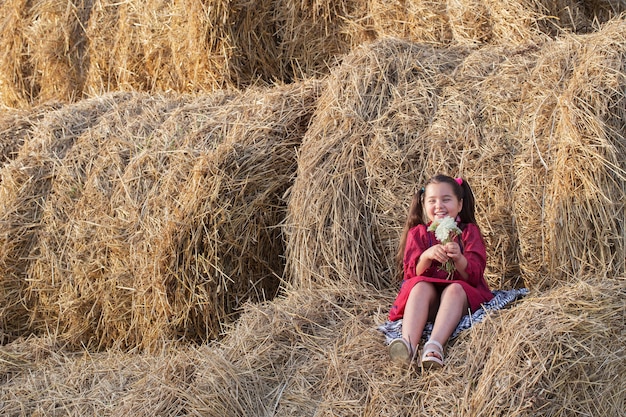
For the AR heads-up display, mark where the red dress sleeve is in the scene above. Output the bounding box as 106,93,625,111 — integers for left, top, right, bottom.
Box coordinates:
402,225,428,281
457,223,487,286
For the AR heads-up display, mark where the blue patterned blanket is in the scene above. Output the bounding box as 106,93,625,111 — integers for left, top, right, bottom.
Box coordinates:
377,288,529,344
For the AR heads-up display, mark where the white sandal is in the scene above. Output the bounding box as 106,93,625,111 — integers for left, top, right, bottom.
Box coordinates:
388,338,414,364
421,340,444,370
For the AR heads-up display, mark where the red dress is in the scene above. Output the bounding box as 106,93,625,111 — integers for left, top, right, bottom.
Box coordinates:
388,222,493,321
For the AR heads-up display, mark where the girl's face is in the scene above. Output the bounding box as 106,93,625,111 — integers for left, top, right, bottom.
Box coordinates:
424,182,463,223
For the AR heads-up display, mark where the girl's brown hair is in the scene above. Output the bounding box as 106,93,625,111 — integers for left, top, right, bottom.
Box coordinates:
394,174,477,278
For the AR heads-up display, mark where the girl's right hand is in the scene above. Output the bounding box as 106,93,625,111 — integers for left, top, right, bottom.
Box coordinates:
416,244,448,275
420,244,449,265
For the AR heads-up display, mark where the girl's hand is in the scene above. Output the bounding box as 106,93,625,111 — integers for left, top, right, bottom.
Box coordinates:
415,244,449,276
444,241,469,279
444,242,462,261
422,244,449,264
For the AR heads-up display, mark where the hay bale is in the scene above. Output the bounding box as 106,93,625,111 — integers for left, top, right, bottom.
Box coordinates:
83,0,149,93
416,44,542,289
285,38,470,290
367,0,548,46
0,277,623,416
368,1,626,46
3,0,626,106
23,0,91,103
286,16,625,292
167,277,625,416
0,0,34,108
285,38,539,291
0,0,92,107
0,92,134,341
84,0,281,96
16,81,320,350
273,0,371,81
118,81,320,349
513,17,626,289
25,92,191,349
459,277,625,415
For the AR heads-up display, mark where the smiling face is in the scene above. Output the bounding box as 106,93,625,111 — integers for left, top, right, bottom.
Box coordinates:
423,181,463,223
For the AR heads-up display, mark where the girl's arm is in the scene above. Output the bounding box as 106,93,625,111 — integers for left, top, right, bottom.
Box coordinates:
447,224,486,286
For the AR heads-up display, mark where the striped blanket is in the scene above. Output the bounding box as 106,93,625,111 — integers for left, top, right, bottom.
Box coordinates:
377,288,529,344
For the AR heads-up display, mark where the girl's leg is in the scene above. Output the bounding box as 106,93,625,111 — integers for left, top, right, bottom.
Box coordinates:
427,283,469,355
402,281,438,353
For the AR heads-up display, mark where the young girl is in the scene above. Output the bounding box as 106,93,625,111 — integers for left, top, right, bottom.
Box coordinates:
388,174,493,369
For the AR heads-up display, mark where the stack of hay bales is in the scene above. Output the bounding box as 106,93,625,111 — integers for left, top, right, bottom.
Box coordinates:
0,2,624,417
2,0,625,107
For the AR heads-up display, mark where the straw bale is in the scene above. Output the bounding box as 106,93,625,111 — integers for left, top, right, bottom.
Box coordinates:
273,0,371,80
84,0,280,97
285,38,539,291
175,277,625,416
13,81,320,350
23,0,91,103
513,18,626,289
0,92,134,341
417,44,542,289
367,1,626,47
24,92,191,349
287,16,625,292
0,0,33,108
83,0,152,94
125,81,320,349
285,38,471,290
366,0,549,46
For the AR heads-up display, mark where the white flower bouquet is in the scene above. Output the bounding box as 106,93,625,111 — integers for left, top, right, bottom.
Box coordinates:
428,216,462,279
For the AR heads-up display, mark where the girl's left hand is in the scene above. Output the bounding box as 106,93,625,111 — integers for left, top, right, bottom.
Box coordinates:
444,242,461,260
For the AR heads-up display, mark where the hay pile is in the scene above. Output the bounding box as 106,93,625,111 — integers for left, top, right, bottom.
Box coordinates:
0,82,322,349
1,276,624,416
0,2,624,416
84,0,281,95
2,0,625,107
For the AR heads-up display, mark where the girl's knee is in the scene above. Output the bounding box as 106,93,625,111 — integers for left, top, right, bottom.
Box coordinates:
412,281,436,294
442,283,467,299
408,281,437,301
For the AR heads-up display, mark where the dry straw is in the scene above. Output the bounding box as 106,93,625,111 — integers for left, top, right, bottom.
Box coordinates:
1,276,623,416
0,92,134,342
1,81,321,350
84,0,281,94
273,0,371,80
0,102,61,171
3,1,625,107
285,38,533,291
513,17,626,289
286,17,625,293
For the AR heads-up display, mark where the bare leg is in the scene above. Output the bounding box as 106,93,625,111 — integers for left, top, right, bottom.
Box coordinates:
401,281,438,353
428,283,469,355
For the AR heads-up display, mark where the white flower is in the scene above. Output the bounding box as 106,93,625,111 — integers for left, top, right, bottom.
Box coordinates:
433,216,461,243
427,216,462,279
